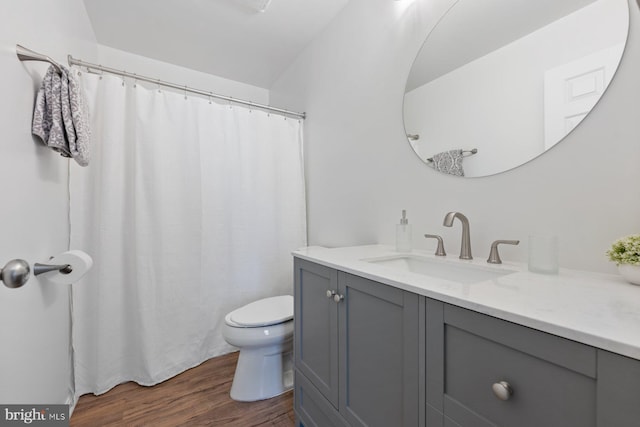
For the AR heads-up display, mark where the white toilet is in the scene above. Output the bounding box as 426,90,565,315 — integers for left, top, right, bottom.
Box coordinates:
222,295,294,402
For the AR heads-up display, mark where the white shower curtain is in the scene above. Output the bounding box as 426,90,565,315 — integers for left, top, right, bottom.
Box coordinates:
69,73,306,397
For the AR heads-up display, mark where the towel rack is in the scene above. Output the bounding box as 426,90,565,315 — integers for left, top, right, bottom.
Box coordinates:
16,44,63,74
427,148,478,163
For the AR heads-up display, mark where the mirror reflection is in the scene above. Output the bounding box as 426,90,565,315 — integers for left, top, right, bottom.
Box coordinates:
403,0,629,177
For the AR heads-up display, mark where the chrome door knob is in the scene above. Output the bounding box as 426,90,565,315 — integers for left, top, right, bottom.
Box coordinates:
0,259,31,289
333,294,344,303
326,290,336,298
492,381,513,401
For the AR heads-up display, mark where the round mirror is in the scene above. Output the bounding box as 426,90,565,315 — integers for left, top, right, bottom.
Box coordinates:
403,0,629,177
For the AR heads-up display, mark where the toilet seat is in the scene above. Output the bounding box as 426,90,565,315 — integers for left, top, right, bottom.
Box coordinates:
227,295,293,327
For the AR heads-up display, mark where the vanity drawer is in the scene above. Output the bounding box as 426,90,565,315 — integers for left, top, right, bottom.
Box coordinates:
295,370,348,427
441,304,597,427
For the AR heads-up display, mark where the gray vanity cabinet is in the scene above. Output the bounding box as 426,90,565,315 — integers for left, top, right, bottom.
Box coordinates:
293,258,421,427
294,258,640,427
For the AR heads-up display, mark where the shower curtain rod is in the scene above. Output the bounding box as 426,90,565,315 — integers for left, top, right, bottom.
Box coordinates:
16,44,306,120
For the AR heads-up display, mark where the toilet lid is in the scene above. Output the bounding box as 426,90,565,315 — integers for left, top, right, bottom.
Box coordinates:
229,295,294,327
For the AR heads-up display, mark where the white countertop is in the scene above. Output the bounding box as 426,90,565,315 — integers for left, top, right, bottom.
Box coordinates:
293,245,640,361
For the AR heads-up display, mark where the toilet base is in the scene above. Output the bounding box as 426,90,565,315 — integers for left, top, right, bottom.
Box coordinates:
230,344,293,402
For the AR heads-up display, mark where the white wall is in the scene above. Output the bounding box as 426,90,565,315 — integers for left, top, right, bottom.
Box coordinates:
404,0,627,177
0,0,97,405
270,0,640,274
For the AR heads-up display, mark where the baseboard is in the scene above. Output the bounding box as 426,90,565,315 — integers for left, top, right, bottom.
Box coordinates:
66,391,77,417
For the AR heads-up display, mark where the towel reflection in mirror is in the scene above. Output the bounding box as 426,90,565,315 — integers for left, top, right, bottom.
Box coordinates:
428,149,465,176
425,148,478,176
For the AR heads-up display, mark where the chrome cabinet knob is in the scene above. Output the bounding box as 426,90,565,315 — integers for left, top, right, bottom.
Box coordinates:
333,294,344,303
492,381,514,401
326,290,336,298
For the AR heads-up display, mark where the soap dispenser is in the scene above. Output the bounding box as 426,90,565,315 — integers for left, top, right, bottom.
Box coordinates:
396,210,412,252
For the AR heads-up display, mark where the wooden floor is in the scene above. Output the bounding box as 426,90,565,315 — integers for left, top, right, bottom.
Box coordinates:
70,352,295,427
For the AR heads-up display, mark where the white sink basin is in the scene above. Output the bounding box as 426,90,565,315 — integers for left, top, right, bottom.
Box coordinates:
364,254,517,285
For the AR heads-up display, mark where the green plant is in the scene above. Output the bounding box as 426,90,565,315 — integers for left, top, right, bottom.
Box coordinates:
607,234,640,265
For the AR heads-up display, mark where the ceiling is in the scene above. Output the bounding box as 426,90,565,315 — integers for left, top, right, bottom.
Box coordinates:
406,0,598,92
83,0,349,89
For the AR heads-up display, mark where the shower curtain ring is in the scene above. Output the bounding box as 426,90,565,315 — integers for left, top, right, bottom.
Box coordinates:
122,71,126,87
133,73,137,88
157,79,162,93
184,85,188,100
209,92,212,104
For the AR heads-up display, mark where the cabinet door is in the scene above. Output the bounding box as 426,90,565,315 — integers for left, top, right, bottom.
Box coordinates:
338,272,420,427
294,258,339,408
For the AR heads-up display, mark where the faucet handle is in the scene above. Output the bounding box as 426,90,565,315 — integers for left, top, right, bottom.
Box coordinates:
487,240,520,264
424,234,446,256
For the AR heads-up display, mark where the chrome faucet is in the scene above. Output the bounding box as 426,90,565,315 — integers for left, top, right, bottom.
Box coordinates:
443,212,472,260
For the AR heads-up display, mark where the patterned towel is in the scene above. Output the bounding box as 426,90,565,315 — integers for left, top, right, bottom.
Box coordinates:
430,149,464,176
32,65,91,166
